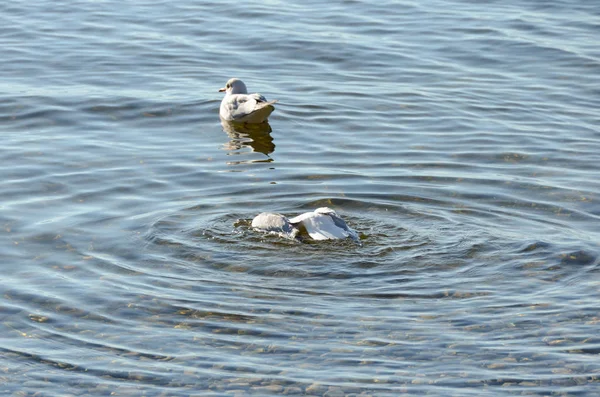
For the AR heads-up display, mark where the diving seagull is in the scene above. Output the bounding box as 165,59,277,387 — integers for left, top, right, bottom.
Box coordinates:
219,78,277,123
251,207,359,242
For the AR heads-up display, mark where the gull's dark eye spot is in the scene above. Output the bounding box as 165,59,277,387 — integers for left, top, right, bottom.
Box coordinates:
226,84,230,88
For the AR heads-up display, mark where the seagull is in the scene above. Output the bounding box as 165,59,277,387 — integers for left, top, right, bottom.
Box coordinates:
251,207,359,242
219,78,277,123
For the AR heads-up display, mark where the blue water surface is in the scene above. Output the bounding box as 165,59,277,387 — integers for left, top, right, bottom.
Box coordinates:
1,0,599,395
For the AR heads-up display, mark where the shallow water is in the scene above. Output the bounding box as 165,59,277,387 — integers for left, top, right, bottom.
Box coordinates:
1,0,600,396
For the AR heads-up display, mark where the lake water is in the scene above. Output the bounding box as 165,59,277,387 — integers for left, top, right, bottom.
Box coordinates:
1,0,600,396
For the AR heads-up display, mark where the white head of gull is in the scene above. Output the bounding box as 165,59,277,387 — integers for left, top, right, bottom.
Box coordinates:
219,78,277,123
251,207,359,242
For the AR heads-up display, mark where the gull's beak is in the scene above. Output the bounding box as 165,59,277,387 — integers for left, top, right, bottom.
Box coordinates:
218,87,226,92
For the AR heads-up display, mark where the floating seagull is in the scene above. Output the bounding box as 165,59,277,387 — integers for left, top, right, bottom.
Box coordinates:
251,207,359,242
219,78,277,123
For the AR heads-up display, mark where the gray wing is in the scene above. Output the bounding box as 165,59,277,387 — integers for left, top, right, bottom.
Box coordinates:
328,213,350,231
329,213,359,241
250,93,268,102
228,95,257,120
230,94,276,122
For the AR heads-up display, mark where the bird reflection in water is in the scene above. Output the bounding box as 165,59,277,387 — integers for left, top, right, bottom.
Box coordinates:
221,120,275,163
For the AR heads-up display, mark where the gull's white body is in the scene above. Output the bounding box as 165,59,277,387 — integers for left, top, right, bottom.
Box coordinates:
251,207,358,242
289,207,358,241
219,78,277,123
